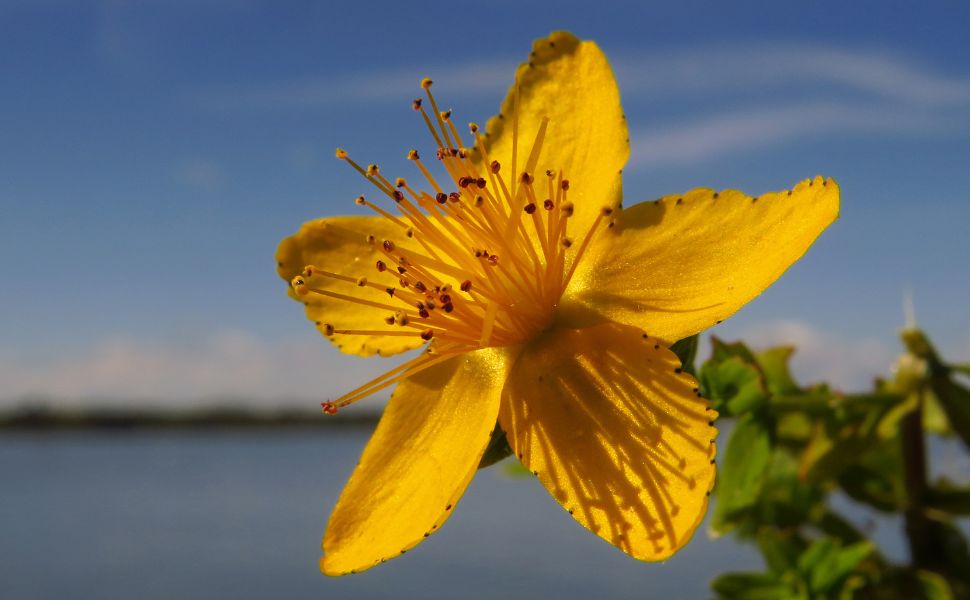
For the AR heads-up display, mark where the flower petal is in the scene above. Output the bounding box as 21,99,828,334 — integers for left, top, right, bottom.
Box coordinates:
321,346,513,575
498,323,717,561
276,216,425,357
479,31,629,239
562,176,840,343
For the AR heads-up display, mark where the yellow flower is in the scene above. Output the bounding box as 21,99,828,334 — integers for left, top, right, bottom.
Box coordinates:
276,31,839,575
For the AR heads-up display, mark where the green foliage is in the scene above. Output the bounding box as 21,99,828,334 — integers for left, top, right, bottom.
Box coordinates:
705,327,970,599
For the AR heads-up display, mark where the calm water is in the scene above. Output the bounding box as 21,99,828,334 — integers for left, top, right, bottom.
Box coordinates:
0,428,920,600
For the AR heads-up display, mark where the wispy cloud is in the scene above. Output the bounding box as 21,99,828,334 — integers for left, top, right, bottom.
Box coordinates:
613,45,970,106
0,330,396,409
717,319,896,392
630,101,955,167
189,59,516,111
189,44,970,166
174,158,226,191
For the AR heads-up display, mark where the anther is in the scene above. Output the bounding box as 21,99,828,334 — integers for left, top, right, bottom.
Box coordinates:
560,180,570,190
414,281,427,292
524,203,537,214
469,122,479,133
395,177,407,187
490,160,501,174
382,240,395,252
405,227,414,238
291,276,308,296
545,169,554,177
411,99,422,111
561,202,575,217
421,78,433,89
520,172,533,184
355,195,365,205
335,148,348,160
439,294,452,304
561,238,573,248
392,190,404,202
543,199,555,210
419,309,430,318
366,164,380,176
420,329,434,341
407,149,420,160
476,177,486,188
376,260,386,272
458,176,473,188
443,303,454,313
435,192,448,204
321,401,339,415
460,280,472,292
474,196,484,207
366,234,376,244
384,315,395,325
600,206,614,216
448,192,460,203
356,277,367,287
440,110,451,121
322,323,335,337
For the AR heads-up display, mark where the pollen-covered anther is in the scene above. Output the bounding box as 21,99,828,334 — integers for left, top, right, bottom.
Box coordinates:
322,323,335,337
290,276,308,296
440,110,451,121
335,148,348,160
394,311,409,326
366,164,380,177
354,196,365,206
420,77,433,89
395,177,407,188
407,149,420,160
468,122,479,133
321,401,339,415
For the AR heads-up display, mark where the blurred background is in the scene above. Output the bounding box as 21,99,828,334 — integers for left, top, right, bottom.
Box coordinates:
2,1,969,598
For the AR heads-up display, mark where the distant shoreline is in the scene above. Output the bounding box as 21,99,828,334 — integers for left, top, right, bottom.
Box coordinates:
0,406,379,431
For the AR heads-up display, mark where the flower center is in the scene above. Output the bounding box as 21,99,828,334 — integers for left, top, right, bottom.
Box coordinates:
290,79,613,412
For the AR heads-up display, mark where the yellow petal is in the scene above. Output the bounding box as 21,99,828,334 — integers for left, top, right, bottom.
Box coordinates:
276,216,425,357
499,323,717,561
321,346,514,575
478,31,629,239
562,176,840,343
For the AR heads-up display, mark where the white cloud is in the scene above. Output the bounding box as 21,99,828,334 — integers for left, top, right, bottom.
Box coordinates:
629,101,954,167
0,330,401,410
717,319,896,392
613,45,970,106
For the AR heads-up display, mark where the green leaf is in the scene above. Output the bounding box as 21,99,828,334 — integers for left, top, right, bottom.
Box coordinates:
917,570,955,600
669,334,699,376
710,572,792,599
711,413,773,534
756,346,801,395
931,375,970,452
926,480,970,515
757,529,803,574
477,424,512,469
797,538,873,593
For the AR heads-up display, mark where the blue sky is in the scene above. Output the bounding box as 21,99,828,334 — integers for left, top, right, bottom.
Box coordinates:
2,0,969,405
